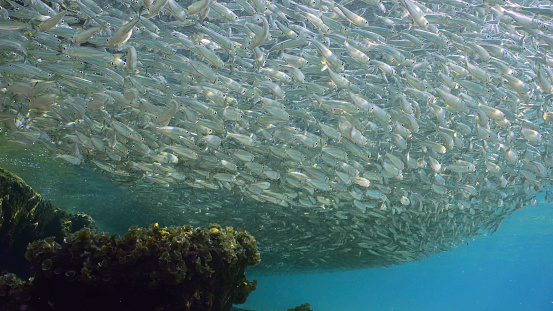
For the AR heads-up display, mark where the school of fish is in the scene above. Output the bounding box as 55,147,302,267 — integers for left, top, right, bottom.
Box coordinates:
1,0,553,273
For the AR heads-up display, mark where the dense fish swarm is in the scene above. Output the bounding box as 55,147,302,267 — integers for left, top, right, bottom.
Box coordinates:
1,0,553,273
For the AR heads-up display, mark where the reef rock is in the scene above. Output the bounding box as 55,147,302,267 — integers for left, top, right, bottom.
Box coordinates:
20,224,260,311
0,167,95,276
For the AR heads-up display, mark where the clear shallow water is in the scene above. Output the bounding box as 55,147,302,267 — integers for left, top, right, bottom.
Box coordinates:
0,140,160,233
243,200,553,311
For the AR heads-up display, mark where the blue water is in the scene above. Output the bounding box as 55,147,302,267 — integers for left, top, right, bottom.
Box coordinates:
243,200,553,311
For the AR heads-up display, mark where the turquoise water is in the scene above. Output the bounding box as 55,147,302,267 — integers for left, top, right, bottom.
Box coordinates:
243,200,553,311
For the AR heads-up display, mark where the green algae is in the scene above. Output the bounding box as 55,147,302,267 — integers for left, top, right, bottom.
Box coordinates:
22,224,259,310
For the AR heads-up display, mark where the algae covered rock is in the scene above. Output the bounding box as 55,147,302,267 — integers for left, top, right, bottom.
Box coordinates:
24,223,260,311
286,303,313,311
0,167,96,276
0,168,261,310
0,273,32,310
